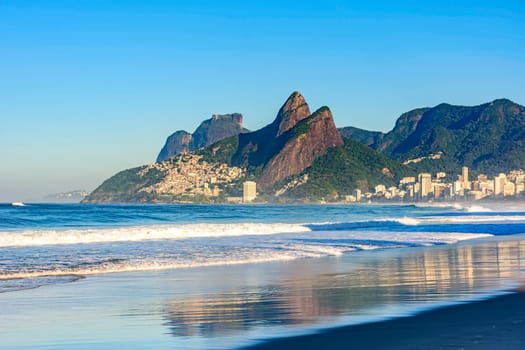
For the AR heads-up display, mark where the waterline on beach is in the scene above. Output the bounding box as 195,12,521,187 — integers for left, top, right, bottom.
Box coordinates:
1,235,524,349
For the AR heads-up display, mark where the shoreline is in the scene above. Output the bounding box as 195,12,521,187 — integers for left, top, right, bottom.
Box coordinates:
242,290,525,350
2,232,524,349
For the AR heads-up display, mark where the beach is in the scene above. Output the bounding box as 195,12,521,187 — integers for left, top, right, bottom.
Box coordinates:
1,203,525,349
245,290,525,349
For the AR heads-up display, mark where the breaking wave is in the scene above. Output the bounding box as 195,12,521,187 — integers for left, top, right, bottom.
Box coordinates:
0,223,310,247
0,231,491,284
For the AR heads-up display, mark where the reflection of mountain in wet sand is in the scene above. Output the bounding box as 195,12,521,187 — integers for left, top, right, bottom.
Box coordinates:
164,238,525,338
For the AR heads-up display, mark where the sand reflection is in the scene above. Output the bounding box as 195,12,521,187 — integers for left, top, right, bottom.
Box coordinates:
163,238,525,338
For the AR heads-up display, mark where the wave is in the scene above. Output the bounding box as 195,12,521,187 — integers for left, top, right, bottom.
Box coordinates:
0,223,311,247
0,253,299,281
0,231,491,282
414,203,493,212
425,215,525,223
1,213,516,248
463,205,493,212
396,217,420,226
307,218,421,231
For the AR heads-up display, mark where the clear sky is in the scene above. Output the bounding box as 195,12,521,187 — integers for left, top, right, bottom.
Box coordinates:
1,0,524,202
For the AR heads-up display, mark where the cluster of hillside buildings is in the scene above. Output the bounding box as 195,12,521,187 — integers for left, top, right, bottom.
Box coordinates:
137,153,524,203
139,154,245,198
347,167,525,202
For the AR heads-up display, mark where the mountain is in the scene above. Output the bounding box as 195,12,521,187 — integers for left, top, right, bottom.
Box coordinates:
274,137,411,201
84,91,407,203
342,99,525,175
156,113,249,162
156,131,192,160
198,91,344,188
338,126,384,147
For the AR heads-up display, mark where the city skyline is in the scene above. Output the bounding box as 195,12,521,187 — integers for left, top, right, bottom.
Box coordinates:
1,1,525,201
360,166,525,203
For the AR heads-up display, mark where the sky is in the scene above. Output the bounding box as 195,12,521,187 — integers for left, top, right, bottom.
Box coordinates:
1,0,524,202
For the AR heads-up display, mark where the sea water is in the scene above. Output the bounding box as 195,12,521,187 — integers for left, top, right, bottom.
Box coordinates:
1,202,525,349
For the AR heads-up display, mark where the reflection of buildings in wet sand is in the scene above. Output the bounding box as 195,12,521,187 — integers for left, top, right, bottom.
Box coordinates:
163,239,525,338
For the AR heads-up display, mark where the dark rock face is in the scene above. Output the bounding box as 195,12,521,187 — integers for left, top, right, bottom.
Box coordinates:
156,131,192,162
157,113,248,162
274,91,311,136
258,106,344,187
228,92,343,188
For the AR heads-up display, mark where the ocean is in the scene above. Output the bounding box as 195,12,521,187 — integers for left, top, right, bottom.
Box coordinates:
1,202,525,349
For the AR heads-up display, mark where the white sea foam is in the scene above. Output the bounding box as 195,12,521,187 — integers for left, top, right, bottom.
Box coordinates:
291,244,350,257
0,223,311,247
0,253,300,281
0,231,493,281
321,231,493,245
395,217,420,226
463,205,492,212
425,215,525,223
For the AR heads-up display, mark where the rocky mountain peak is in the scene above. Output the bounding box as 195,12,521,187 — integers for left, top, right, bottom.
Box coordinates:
275,91,311,136
258,106,343,187
157,113,249,162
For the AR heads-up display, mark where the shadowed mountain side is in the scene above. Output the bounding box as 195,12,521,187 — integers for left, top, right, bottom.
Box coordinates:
231,91,312,169
338,126,384,147
157,113,249,162
202,93,343,188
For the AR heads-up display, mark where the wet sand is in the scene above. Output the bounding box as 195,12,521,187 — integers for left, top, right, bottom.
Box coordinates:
2,236,524,349
244,290,525,349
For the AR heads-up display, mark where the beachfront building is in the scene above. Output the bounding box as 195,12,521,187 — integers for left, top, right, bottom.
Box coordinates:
353,189,362,202
462,166,470,190
243,181,257,203
418,173,432,199
351,166,524,203
503,182,516,197
494,173,507,196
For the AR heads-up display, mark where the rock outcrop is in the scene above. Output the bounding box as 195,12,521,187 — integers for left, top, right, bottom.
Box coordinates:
274,91,311,136
85,91,395,203
205,92,344,188
258,106,343,187
157,113,248,162
156,131,192,162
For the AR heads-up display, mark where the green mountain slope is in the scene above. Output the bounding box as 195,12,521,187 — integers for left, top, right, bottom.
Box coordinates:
275,138,411,200
343,99,525,175
338,126,384,147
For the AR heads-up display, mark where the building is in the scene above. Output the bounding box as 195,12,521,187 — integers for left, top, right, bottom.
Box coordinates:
374,184,386,195
400,177,416,186
242,181,257,202
462,166,470,191
436,172,447,180
494,173,507,196
433,183,448,199
353,189,362,202
418,173,432,199
503,182,516,197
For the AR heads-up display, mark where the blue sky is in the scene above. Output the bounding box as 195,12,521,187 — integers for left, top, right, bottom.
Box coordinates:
1,1,524,201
